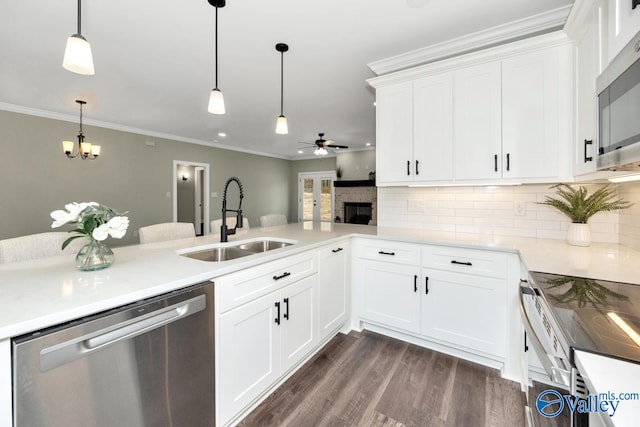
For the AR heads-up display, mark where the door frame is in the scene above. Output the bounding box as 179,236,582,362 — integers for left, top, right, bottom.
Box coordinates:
297,171,336,222
173,160,210,235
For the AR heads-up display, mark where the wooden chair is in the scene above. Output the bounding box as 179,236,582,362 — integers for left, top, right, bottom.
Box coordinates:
259,214,287,227
138,222,196,244
0,232,88,264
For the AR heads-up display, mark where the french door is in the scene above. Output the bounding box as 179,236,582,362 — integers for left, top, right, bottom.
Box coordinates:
298,172,336,222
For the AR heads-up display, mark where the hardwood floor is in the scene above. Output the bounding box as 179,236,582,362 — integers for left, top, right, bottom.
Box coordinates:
238,331,527,427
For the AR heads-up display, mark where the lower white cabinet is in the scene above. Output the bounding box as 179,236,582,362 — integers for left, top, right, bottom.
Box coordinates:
317,241,349,342
359,259,421,334
420,269,506,358
218,274,318,426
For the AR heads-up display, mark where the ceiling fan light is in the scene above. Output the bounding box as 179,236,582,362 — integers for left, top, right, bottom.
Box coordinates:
208,88,225,114
63,34,95,75
275,115,288,134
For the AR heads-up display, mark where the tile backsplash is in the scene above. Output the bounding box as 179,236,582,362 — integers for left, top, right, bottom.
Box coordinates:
378,184,621,244
619,181,640,251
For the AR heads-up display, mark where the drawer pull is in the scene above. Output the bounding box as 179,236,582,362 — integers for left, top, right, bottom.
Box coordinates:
451,260,472,266
275,301,281,325
273,272,291,281
332,248,344,253
378,251,396,256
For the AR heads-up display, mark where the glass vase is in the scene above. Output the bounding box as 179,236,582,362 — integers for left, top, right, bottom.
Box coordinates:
75,239,115,271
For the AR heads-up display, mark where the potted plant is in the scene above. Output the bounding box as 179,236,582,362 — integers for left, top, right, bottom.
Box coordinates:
336,166,343,180
539,184,631,246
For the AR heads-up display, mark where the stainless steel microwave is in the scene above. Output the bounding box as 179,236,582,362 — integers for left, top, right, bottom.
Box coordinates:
597,30,640,171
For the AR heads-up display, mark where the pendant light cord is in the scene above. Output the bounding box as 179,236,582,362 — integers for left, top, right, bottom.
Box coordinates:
214,4,219,89
78,102,84,140
77,0,82,35
280,51,284,115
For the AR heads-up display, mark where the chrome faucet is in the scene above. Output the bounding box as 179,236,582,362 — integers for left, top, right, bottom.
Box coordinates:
221,177,244,242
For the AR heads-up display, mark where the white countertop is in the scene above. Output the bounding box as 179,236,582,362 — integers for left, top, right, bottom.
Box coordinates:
2,223,640,341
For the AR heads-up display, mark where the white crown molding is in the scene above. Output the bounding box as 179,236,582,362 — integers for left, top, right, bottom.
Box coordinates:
563,0,593,40
367,31,572,88
367,5,572,76
0,102,291,161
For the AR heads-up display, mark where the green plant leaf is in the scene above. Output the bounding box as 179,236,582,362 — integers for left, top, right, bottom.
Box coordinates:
538,184,632,223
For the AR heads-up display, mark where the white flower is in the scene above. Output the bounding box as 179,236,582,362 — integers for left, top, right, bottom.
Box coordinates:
106,216,129,239
51,201,99,228
92,223,110,241
92,216,129,241
50,209,75,228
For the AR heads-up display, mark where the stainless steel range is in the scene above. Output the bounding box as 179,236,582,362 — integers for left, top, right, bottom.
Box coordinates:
520,272,640,426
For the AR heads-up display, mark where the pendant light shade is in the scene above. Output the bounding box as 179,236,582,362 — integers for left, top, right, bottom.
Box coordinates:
63,0,95,75
275,43,289,134
208,88,226,114
208,0,226,115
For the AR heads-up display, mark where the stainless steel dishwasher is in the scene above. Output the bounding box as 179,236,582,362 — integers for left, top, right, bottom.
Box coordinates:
12,281,215,427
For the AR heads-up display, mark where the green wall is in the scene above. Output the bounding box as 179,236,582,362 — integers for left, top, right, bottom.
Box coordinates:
0,110,291,246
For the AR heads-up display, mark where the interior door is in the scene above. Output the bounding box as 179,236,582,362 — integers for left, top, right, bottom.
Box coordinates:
298,172,336,222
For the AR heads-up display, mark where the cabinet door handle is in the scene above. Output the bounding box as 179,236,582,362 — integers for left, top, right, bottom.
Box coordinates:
451,260,472,266
332,247,343,253
584,139,593,163
274,301,281,325
425,276,429,295
273,272,291,281
414,275,417,292
524,331,529,352
407,160,411,176
415,160,419,176
283,298,289,320
506,153,510,171
494,154,498,172
378,251,396,256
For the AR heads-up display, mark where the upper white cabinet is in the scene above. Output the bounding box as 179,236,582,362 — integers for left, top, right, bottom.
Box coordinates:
454,62,502,180
375,73,454,184
502,46,571,180
608,0,640,62
375,82,414,184
370,32,574,186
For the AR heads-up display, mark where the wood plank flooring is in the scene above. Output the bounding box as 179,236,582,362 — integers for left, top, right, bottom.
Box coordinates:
238,331,529,427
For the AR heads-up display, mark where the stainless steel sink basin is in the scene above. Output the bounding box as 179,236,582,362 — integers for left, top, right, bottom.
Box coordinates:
181,239,294,262
235,240,292,253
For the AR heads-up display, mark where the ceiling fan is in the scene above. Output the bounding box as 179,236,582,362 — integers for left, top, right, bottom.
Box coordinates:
298,133,349,156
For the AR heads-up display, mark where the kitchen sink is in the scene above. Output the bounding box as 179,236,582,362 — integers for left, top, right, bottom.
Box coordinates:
180,239,295,262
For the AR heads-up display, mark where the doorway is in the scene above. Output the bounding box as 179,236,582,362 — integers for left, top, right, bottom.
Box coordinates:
173,160,210,235
298,171,336,222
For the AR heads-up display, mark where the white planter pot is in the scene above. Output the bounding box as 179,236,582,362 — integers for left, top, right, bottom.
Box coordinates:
566,223,592,247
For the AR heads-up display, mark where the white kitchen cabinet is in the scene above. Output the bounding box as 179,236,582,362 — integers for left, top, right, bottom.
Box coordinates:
454,61,502,181
608,0,640,62
375,74,453,184
217,273,318,426
375,82,414,184
502,45,571,180
359,259,421,334
318,241,349,342
370,31,574,185
420,270,507,358
413,73,454,182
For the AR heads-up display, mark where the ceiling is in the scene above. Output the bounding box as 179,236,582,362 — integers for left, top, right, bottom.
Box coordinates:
1,0,574,159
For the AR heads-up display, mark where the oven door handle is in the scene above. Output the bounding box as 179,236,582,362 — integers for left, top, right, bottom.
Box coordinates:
519,282,571,387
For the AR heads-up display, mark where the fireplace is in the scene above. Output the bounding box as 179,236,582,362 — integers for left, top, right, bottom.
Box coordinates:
344,202,372,225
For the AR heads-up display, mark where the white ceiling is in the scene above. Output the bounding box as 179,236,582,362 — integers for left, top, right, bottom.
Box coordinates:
1,0,573,159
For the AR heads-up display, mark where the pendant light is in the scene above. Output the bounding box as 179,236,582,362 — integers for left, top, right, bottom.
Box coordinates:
275,43,289,134
62,100,101,160
63,0,95,75
207,0,226,114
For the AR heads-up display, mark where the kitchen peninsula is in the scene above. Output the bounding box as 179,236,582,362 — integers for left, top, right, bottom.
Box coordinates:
2,222,640,426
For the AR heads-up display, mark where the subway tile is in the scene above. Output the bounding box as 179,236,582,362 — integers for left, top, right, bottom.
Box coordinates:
473,201,514,210
438,216,474,225
474,217,514,227
493,227,537,238
440,200,474,209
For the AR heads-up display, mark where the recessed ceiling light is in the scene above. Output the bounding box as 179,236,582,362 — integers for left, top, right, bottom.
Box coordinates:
218,132,226,137
365,142,371,146
297,150,304,154
373,102,377,107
